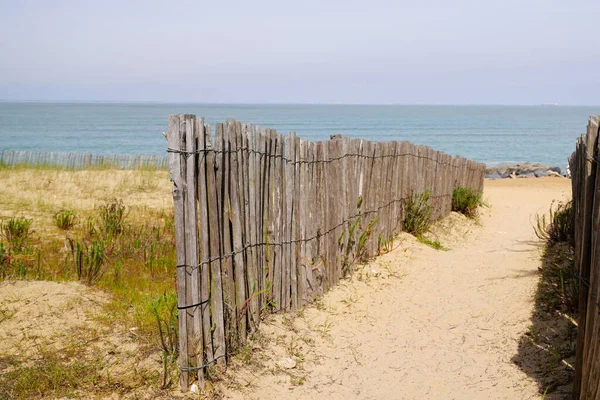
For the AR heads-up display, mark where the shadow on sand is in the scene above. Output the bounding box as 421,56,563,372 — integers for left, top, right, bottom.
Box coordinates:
511,241,577,399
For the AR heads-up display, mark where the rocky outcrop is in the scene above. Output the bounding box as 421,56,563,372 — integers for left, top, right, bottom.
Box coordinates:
485,163,566,179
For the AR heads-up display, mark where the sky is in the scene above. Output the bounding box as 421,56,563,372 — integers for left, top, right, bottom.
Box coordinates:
1,0,599,105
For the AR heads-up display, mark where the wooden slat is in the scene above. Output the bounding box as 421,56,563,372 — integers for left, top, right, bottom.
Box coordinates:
283,132,295,311
205,124,226,366
195,117,213,373
229,120,247,341
290,133,300,311
167,115,190,391
216,122,238,349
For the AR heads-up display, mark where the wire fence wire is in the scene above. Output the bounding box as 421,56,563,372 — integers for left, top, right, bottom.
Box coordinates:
166,146,483,172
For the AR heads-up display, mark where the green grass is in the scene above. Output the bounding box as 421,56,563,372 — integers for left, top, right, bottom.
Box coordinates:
416,236,447,250
403,191,432,236
53,209,78,230
1,216,33,252
533,200,574,246
452,187,484,218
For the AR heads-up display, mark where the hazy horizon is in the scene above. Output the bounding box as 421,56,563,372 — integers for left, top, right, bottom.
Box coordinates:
1,0,599,105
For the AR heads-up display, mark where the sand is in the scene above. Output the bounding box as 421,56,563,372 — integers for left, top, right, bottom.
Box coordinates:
215,177,572,400
0,176,573,399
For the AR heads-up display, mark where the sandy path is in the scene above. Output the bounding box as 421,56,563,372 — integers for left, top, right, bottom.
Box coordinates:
218,178,572,400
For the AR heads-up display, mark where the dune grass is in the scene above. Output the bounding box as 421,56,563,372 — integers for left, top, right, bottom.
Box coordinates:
0,166,179,397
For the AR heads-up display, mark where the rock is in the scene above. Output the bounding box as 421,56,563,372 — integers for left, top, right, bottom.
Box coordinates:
485,173,502,180
517,169,535,176
509,172,517,179
517,172,536,179
277,358,297,369
534,170,549,177
190,384,199,394
548,166,561,174
548,171,563,178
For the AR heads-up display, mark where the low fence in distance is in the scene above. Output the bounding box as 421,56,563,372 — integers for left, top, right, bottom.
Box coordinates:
0,149,168,170
167,114,485,390
569,115,600,399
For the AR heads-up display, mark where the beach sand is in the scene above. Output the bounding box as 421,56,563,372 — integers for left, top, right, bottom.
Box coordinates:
215,176,572,400
0,175,573,399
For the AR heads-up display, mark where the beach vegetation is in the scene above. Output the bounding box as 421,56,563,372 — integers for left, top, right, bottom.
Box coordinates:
416,236,447,251
403,190,432,236
53,209,78,230
0,167,178,396
452,187,484,218
532,200,574,245
1,216,34,253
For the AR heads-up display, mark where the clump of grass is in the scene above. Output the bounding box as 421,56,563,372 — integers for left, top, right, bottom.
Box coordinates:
69,238,106,285
53,209,78,230
98,199,128,236
149,292,179,389
417,236,447,250
533,200,574,245
452,187,483,218
1,216,33,252
403,191,432,236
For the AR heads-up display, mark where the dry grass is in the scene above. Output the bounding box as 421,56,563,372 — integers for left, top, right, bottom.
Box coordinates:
0,167,181,398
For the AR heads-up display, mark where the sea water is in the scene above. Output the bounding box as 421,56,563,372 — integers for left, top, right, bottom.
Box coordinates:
1,102,598,167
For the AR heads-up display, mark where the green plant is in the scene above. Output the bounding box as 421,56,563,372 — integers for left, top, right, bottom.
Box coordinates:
452,187,483,218
69,238,106,285
417,236,447,250
98,199,128,236
53,209,78,230
150,293,179,389
403,191,432,236
1,217,33,252
532,200,574,245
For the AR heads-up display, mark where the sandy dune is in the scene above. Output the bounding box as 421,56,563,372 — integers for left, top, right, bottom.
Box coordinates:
216,177,572,400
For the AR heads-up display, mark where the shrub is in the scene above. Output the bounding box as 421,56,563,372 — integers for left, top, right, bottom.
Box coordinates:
98,199,128,236
533,200,574,245
1,217,33,252
403,191,432,236
53,209,78,230
452,187,483,218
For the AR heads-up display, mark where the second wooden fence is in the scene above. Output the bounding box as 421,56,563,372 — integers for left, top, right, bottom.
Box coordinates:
167,114,485,390
569,115,600,400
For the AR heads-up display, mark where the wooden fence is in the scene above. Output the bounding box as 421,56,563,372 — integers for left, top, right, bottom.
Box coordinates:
0,149,168,170
570,115,600,399
167,114,485,390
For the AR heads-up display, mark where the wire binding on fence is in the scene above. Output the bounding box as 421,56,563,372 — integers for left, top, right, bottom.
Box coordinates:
166,147,484,172
178,355,226,372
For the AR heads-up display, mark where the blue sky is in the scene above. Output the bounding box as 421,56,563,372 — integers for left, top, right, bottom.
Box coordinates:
1,0,599,104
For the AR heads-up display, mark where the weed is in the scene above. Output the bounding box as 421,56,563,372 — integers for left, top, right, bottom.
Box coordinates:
532,200,574,245
403,191,432,236
290,374,306,386
320,317,332,338
1,216,33,252
150,292,179,389
417,236,447,251
452,187,483,218
69,238,106,285
98,199,128,236
53,209,78,230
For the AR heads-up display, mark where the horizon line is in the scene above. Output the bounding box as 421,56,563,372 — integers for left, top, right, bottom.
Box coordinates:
1,100,600,107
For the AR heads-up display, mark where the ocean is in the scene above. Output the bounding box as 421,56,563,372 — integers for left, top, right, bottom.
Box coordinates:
1,102,598,167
